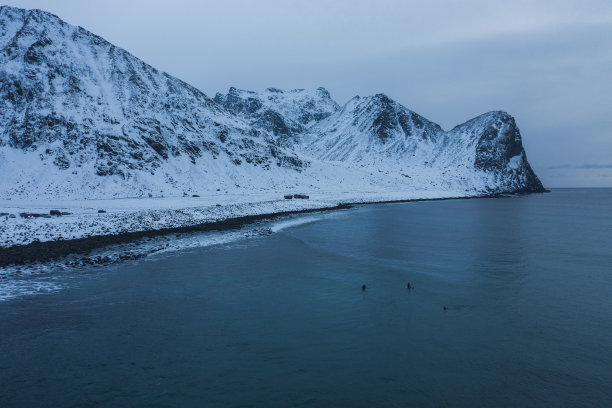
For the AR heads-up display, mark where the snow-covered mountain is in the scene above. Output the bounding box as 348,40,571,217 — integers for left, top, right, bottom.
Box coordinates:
213,87,339,146
0,5,544,201
302,95,543,193
0,6,304,199
304,94,444,162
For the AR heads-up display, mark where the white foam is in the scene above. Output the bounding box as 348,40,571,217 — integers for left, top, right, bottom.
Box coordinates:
0,211,336,302
0,279,63,301
270,216,321,233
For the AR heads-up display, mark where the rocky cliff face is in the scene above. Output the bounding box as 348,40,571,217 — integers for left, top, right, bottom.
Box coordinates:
449,111,544,193
0,5,544,199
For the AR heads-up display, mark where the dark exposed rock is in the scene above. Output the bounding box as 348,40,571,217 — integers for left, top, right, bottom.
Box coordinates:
453,111,545,193
0,203,353,267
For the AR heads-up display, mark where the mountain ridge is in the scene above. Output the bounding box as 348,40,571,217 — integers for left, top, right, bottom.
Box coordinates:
0,5,545,200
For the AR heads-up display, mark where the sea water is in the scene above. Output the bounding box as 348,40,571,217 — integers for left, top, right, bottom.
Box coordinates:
1,189,611,407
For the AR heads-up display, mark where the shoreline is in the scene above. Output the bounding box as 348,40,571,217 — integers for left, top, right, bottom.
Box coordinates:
0,192,540,267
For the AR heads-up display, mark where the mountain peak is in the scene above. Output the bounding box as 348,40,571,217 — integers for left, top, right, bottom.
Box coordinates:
372,93,393,104
0,4,307,199
451,110,514,133
316,86,330,96
0,5,55,20
214,87,340,141
0,5,544,199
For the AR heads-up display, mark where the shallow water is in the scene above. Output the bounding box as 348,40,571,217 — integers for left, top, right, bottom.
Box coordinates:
1,189,611,407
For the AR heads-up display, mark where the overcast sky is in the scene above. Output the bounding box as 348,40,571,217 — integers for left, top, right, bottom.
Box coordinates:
5,0,612,187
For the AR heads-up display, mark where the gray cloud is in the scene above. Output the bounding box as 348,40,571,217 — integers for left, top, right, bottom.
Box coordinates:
576,164,612,169
548,164,612,169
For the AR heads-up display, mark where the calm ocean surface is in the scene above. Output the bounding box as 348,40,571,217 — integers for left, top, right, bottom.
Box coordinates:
1,188,611,407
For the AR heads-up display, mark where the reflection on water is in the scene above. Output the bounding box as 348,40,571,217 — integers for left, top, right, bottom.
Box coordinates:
1,189,612,407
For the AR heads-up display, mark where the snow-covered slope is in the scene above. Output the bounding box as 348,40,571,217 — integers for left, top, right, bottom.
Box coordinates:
0,6,304,199
0,5,544,203
213,87,339,145
301,94,544,193
304,94,443,162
